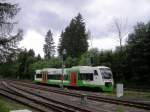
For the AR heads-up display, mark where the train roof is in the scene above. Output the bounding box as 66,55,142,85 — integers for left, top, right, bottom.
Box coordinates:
96,66,110,69
72,66,110,69
42,68,56,72
71,66,92,68
35,70,42,74
71,66,93,72
35,66,111,73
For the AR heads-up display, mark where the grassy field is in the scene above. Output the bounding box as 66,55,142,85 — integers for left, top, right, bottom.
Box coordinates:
0,95,38,112
104,90,150,100
123,90,150,99
0,99,9,112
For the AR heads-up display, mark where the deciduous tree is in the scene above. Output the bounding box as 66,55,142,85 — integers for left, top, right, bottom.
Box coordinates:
0,2,23,63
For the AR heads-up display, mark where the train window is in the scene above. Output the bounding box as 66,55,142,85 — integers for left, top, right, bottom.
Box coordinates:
47,75,52,79
79,73,93,81
48,74,68,80
47,74,68,80
48,74,60,80
100,68,112,79
36,74,42,78
94,70,98,75
64,75,68,80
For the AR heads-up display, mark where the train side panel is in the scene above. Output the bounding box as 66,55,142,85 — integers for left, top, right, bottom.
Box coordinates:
34,66,114,92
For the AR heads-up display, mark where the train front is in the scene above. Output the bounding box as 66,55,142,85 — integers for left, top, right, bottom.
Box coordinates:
99,66,114,92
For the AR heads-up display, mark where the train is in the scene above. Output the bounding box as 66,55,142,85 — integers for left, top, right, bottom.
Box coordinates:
34,66,114,92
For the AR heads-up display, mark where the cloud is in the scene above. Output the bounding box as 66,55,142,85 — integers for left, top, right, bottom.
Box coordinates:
8,0,150,56
90,38,118,51
84,0,150,38
19,30,45,57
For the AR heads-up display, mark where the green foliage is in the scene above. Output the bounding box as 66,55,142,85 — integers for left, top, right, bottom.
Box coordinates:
17,49,36,79
65,56,79,67
30,57,61,79
79,52,90,66
37,54,41,61
58,13,88,58
111,47,127,83
0,62,19,78
0,100,10,112
126,22,150,84
31,58,61,69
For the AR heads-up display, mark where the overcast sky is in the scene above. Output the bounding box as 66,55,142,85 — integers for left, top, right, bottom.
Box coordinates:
9,0,150,57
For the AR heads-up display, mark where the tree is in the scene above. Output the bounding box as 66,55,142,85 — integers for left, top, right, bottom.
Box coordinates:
114,18,127,52
111,47,127,82
43,30,55,59
112,18,128,82
17,49,36,79
30,57,61,73
37,54,41,61
58,31,64,55
126,22,150,84
0,2,23,63
0,61,19,78
58,13,88,58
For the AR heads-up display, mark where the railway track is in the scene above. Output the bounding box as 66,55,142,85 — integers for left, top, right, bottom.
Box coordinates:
8,80,150,111
0,81,98,112
0,89,51,112
9,79,150,92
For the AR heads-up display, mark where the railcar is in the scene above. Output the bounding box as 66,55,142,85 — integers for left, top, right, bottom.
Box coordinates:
34,66,114,92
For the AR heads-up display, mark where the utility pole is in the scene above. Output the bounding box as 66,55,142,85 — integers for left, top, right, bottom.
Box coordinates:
61,49,66,88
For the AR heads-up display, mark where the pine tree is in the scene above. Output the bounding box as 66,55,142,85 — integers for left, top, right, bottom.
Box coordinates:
58,31,65,55
58,13,88,58
0,2,23,63
127,22,150,84
43,30,55,59
37,54,41,60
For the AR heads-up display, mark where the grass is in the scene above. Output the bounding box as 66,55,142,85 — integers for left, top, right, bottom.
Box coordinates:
102,89,150,100
0,100,10,112
123,90,150,99
116,105,124,112
0,95,38,112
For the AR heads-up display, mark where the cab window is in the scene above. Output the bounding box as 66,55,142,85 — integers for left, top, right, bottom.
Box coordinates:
36,74,42,78
94,70,98,75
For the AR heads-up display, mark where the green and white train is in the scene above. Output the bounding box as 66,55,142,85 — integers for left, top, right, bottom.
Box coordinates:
34,66,114,92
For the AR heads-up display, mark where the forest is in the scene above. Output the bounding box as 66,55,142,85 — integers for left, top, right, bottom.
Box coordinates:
0,2,150,86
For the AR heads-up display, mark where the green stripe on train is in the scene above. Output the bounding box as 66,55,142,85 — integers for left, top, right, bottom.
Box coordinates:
34,79,113,92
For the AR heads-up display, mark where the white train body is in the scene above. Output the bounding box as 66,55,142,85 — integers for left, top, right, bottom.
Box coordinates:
34,66,114,91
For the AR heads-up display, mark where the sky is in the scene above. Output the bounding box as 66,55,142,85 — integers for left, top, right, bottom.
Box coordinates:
8,0,150,57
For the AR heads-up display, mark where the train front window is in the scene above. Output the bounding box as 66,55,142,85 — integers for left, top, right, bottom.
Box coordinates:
99,68,112,79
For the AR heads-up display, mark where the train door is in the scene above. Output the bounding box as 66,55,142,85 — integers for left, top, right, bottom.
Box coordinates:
42,72,47,83
70,72,77,86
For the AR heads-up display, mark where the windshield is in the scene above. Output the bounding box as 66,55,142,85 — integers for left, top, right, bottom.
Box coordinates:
100,68,112,79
